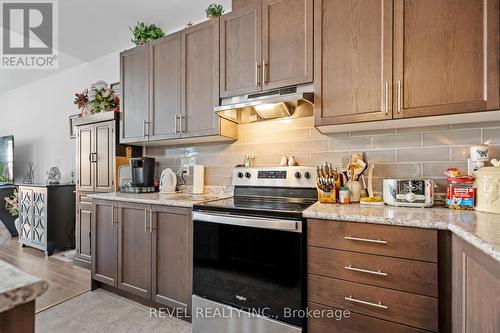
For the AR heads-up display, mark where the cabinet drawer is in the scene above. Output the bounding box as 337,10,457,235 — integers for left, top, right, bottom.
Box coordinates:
308,302,430,333
308,275,438,332
307,219,437,262
308,247,438,297
77,193,93,205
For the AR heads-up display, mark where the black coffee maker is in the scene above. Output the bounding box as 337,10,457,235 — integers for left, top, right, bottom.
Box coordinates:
124,157,156,193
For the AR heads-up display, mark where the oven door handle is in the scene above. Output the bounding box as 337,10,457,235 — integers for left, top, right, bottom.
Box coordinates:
193,211,302,233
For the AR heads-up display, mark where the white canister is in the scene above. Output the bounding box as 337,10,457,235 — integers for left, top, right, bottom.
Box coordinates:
347,180,361,203
473,166,500,214
470,145,489,162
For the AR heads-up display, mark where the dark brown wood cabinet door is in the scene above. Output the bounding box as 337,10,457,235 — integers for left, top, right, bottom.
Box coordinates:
220,4,262,97
394,0,500,118
94,122,114,192
120,44,150,143
150,33,182,141
76,200,92,261
117,203,152,299
77,124,94,192
181,20,220,138
262,0,313,90
151,206,192,311
452,235,500,333
91,200,117,287
314,0,393,126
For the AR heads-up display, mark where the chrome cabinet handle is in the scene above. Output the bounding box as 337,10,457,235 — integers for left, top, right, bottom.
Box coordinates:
174,114,179,134
384,81,389,115
344,236,388,245
255,61,261,86
150,210,155,233
397,80,402,113
144,208,149,232
180,114,185,133
263,60,268,85
345,265,388,277
143,120,149,137
345,296,388,310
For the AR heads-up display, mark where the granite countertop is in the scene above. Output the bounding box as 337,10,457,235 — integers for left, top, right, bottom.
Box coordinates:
304,203,500,263
88,192,227,208
0,260,48,312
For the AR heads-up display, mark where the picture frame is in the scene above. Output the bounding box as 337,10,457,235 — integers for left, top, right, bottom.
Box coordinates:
69,114,80,139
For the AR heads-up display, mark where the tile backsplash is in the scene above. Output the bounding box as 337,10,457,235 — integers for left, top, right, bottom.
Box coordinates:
146,117,500,192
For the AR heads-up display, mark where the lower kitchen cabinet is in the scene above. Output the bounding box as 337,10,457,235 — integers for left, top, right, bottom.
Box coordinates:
75,195,92,266
307,219,447,333
91,200,192,311
92,200,118,286
117,203,152,299
151,205,192,310
452,234,500,333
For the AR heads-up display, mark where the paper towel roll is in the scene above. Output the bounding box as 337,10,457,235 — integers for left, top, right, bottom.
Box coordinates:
192,165,205,194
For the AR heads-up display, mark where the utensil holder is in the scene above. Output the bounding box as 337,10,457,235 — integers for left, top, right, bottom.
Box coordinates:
317,187,337,203
347,180,361,203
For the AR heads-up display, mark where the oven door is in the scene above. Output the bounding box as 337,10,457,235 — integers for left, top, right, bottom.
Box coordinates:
192,211,304,327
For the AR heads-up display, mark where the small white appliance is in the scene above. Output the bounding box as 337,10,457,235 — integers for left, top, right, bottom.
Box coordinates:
383,179,434,207
159,168,177,193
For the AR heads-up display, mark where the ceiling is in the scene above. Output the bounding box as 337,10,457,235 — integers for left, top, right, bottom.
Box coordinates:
0,0,231,94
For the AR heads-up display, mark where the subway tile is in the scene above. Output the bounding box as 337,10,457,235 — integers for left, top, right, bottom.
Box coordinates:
311,151,351,167
261,142,293,153
205,166,234,176
274,128,311,142
204,175,219,186
422,162,467,177
292,139,329,152
364,150,396,163
372,163,422,178
220,154,245,166
232,143,261,153
397,147,450,162
451,121,500,129
310,128,328,139
287,153,311,166
396,125,450,134
483,128,500,145
254,153,277,166
423,129,481,146
350,128,396,136
373,134,421,148
330,137,371,150
451,146,470,161
219,176,233,186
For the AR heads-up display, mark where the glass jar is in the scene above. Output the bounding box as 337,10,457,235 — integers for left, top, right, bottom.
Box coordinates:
446,177,475,210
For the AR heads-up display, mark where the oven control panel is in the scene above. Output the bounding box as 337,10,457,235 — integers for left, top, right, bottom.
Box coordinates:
233,167,316,188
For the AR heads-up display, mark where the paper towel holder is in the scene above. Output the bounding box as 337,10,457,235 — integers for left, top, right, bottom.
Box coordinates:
192,165,205,194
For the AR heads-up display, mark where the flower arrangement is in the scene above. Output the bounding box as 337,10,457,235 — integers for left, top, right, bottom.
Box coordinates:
4,190,18,217
74,81,119,116
130,22,165,46
205,3,224,19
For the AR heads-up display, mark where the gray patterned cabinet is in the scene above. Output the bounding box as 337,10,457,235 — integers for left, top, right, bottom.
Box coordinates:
18,184,75,256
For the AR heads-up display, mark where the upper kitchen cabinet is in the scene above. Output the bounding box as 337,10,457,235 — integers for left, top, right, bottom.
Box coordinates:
394,0,500,118
314,0,393,126
119,21,237,145
220,3,262,97
262,0,313,90
120,44,150,143
181,20,221,138
150,32,182,141
220,0,313,98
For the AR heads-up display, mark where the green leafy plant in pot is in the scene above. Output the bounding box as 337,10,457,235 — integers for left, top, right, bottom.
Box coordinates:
130,22,165,46
205,3,224,20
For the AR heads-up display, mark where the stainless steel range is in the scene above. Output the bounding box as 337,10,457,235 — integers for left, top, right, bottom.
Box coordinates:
192,166,317,333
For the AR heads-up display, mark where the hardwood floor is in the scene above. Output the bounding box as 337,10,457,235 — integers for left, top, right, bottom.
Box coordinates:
0,238,90,312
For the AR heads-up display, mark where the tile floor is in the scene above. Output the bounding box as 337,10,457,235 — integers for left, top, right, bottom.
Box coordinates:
36,289,192,333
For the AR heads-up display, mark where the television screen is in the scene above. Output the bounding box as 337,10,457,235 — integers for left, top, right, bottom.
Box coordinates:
0,135,14,184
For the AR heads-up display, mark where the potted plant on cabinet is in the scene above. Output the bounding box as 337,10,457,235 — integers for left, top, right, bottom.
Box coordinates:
130,22,165,46
73,81,120,116
205,3,224,20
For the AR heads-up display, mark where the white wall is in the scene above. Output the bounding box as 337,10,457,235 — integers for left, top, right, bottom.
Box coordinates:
0,51,120,183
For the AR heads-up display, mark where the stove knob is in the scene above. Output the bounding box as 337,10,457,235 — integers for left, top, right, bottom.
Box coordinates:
304,172,311,179
295,172,302,179
245,172,251,179
237,172,244,178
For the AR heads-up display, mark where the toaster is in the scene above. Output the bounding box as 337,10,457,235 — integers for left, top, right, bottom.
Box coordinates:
383,179,434,207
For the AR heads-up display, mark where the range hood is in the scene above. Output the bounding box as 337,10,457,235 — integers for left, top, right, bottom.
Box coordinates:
214,84,314,124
